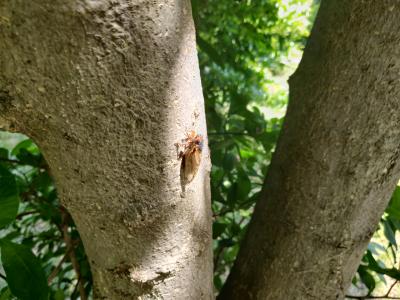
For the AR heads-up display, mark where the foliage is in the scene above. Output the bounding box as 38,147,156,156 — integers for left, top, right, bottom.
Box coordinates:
192,0,318,290
350,186,400,297
0,0,399,299
0,135,92,299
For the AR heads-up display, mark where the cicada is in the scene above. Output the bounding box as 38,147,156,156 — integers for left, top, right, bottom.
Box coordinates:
175,131,203,184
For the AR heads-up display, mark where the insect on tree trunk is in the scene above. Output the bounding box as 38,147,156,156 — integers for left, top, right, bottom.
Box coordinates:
0,0,213,299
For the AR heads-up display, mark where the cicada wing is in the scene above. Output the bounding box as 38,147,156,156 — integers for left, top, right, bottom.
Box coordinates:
181,148,202,184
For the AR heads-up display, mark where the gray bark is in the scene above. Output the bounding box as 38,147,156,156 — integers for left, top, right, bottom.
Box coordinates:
0,0,212,299
219,1,400,300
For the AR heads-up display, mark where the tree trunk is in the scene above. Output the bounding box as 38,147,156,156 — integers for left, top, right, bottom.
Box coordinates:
219,1,400,300
0,1,212,299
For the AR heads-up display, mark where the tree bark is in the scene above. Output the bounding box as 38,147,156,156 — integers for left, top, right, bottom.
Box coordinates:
0,1,212,299
219,1,400,300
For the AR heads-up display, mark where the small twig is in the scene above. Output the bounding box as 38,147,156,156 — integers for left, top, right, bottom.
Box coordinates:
60,208,87,300
346,294,400,299
16,210,39,220
47,249,73,284
213,245,225,272
71,277,82,300
386,280,398,297
238,216,247,226
208,131,254,137
0,272,6,281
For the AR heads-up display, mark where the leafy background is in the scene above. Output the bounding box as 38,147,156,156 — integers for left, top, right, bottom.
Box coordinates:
0,135,91,299
1,0,400,299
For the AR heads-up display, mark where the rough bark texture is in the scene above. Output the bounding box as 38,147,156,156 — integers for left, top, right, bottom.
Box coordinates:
0,1,212,299
219,2,400,300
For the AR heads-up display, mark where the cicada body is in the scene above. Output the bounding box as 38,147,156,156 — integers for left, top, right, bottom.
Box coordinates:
176,131,203,184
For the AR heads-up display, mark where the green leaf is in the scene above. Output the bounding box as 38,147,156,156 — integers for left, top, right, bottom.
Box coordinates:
197,35,225,68
0,240,49,300
32,171,54,196
0,165,19,228
227,182,238,205
387,187,400,220
386,207,400,221
53,289,65,300
223,153,237,172
213,222,227,239
260,131,280,153
358,266,376,295
11,139,39,156
231,222,241,235
229,94,250,115
211,149,224,167
365,250,400,280
389,216,400,231
383,219,397,246
0,287,13,300
0,148,8,159
211,185,225,204
236,170,251,202
16,149,42,167
367,241,385,255
213,275,223,291
219,239,235,248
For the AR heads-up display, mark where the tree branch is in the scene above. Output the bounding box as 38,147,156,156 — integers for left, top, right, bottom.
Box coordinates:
47,248,73,284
